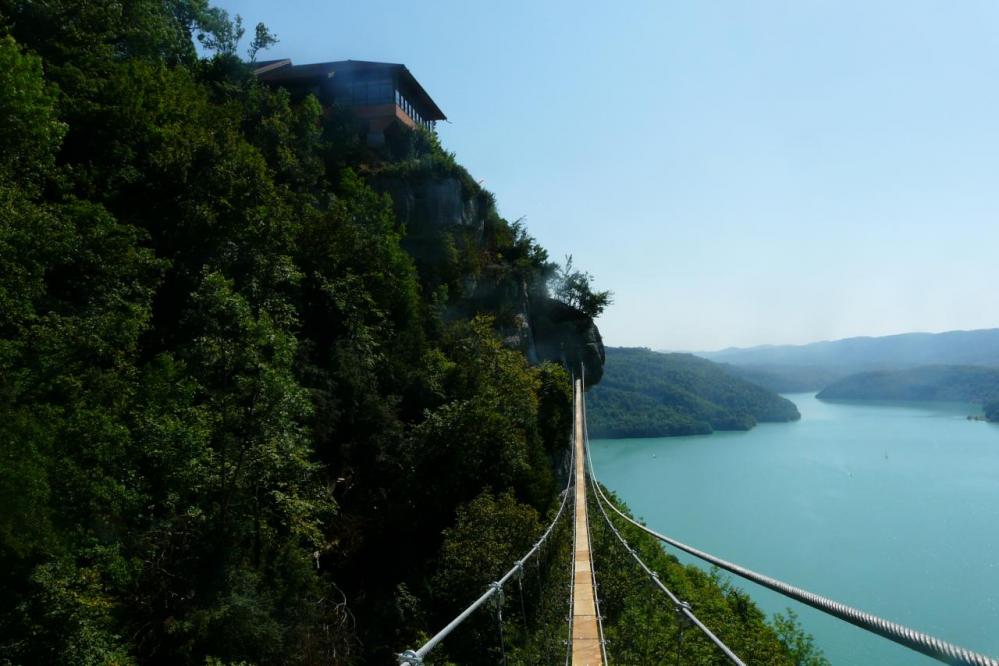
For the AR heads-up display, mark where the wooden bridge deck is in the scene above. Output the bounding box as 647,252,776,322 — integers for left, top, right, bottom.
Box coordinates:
571,379,604,666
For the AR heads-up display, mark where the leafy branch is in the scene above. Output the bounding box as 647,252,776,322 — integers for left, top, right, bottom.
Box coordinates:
548,255,612,318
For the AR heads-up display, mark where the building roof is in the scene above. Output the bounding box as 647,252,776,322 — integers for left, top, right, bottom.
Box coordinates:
251,58,292,75
253,59,446,121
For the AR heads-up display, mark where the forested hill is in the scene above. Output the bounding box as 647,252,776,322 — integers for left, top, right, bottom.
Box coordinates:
718,363,848,394
0,4,613,662
817,365,999,404
588,348,800,438
0,4,822,664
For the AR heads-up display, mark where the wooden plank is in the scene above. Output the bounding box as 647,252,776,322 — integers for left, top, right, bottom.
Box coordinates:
570,378,605,666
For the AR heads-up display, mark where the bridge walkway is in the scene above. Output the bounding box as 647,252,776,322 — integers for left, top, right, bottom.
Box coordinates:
571,378,604,666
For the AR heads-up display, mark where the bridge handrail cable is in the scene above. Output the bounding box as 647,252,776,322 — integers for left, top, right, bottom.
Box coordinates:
584,412,999,666
397,384,577,666
581,386,747,665
578,366,609,664
564,376,578,665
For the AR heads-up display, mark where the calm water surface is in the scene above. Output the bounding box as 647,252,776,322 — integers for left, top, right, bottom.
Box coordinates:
590,393,999,665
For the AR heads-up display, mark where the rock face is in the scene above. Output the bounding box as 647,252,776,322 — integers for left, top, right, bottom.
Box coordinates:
530,298,605,387
372,166,606,386
375,175,483,231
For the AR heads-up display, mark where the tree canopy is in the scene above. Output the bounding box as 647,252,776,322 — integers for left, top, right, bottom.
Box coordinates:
549,254,613,319
0,5,575,661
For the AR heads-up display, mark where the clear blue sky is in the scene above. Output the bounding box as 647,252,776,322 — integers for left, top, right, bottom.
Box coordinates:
216,0,999,351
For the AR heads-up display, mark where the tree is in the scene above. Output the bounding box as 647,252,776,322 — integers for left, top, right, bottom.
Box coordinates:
773,610,829,666
0,36,65,188
549,254,613,318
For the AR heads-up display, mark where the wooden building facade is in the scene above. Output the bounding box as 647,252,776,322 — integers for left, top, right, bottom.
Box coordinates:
253,59,446,145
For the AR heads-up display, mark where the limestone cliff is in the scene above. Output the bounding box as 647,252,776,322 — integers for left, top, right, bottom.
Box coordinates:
374,174,485,232
529,298,605,387
369,156,605,385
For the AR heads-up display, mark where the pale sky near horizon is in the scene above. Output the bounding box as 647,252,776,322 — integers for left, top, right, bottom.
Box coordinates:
215,0,999,351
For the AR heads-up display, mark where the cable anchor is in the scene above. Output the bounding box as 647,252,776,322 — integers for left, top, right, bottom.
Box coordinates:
675,600,693,624
397,649,423,665
490,581,505,608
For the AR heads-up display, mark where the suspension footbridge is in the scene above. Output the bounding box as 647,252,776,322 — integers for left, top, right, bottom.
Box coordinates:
398,373,999,665
570,378,606,665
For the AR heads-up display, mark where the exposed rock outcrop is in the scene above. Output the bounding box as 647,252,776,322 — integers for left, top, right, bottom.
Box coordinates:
372,165,606,386
373,174,484,232
530,298,605,387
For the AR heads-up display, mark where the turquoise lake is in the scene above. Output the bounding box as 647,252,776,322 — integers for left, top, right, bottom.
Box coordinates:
589,393,999,665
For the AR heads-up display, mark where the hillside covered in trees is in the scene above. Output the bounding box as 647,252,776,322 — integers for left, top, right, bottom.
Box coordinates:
817,365,999,404
719,363,848,394
588,348,800,438
0,3,599,662
0,2,817,663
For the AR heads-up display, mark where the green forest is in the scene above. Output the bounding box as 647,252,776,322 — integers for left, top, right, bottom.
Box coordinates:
0,2,581,662
719,364,846,394
817,365,999,405
586,348,801,438
0,2,816,663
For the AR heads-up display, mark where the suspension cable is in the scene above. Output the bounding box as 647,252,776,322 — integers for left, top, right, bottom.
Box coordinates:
583,413,999,666
584,459,610,664
564,409,577,666
564,371,583,665
581,388,747,666
579,368,609,665
397,391,577,666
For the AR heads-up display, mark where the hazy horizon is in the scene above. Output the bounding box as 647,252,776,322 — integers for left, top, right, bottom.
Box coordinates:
663,325,999,354
215,0,999,350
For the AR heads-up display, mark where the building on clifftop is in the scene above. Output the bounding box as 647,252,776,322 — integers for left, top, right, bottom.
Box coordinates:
253,59,446,145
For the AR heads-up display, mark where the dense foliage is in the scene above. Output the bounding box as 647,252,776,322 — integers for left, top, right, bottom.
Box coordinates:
549,255,613,319
0,3,583,662
817,365,999,404
0,3,814,663
590,486,828,665
587,348,800,438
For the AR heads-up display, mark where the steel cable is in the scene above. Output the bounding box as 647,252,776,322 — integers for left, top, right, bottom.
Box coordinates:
583,397,999,666
564,380,579,666
581,390,747,666
579,373,610,665
397,415,577,665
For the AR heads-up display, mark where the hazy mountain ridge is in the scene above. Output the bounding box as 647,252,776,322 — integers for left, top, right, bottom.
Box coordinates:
817,365,999,404
693,328,999,392
697,328,999,367
588,347,800,438
719,364,848,394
